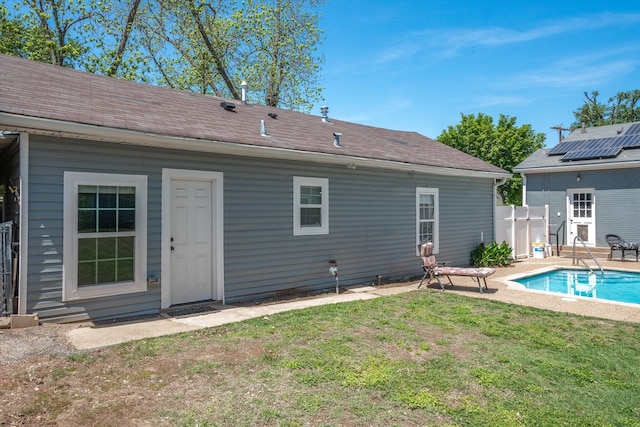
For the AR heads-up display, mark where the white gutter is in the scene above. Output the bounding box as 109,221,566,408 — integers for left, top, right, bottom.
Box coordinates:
515,160,640,174
0,113,511,180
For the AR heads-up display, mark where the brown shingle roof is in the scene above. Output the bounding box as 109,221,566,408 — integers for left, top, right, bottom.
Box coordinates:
0,54,507,175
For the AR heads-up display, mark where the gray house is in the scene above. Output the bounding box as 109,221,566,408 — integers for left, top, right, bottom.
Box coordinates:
514,121,640,249
0,54,509,323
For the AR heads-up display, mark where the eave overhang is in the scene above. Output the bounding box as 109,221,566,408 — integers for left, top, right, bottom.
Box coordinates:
515,160,640,175
1,112,511,180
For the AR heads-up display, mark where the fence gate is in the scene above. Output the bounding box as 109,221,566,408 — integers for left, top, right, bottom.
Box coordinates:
1,221,13,316
495,206,548,259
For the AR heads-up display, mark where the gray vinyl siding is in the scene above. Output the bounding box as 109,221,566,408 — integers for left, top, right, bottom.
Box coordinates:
525,169,640,247
26,135,496,322
440,175,495,258
27,137,162,322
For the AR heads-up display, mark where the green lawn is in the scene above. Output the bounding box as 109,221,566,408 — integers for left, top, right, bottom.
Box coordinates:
7,290,640,426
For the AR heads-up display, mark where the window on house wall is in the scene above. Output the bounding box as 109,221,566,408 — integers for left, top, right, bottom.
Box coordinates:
416,187,439,252
293,176,328,235
63,172,147,300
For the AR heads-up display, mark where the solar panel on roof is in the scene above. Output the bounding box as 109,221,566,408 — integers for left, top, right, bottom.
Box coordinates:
625,123,640,135
621,133,640,148
548,140,584,155
609,136,629,147
548,124,640,160
582,138,606,150
560,146,621,161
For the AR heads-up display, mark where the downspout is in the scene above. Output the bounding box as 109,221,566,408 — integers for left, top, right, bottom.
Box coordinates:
521,173,527,206
493,177,508,243
18,132,28,315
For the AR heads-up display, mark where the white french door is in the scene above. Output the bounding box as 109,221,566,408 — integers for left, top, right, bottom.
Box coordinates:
567,189,595,246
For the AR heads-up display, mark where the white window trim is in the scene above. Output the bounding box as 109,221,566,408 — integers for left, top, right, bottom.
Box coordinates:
293,176,329,236
416,187,439,254
63,172,147,301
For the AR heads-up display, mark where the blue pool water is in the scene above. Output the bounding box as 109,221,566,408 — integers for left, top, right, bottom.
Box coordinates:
513,269,640,306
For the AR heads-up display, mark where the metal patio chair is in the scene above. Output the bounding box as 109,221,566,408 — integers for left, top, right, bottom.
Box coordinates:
605,234,639,262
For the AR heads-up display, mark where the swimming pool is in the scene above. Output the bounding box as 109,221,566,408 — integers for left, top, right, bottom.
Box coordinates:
511,268,640,306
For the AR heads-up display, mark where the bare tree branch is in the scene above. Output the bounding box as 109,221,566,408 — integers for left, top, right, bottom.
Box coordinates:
188,3,239,99
108,0,141,76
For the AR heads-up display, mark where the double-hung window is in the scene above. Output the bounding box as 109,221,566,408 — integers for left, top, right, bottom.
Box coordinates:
63,172,147,300
293,177,328,235
416,187,439,252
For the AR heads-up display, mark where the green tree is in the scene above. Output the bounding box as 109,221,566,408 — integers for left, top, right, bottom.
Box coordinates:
233,0,324,110
437,113,546,205
572,90,640,128
3,0,325,111
83,0,147,79
14,0,100,67
0,4,26,57
135,0,242,96
1,2,84,64
136,0,324,110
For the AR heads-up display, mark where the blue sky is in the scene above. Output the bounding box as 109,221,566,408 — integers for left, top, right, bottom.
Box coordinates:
312,1,640,147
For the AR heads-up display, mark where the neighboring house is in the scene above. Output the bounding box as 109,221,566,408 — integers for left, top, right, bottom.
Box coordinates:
0,54,509,323
514,121,640,248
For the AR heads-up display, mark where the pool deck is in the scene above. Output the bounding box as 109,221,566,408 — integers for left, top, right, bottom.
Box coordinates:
436,256,640,324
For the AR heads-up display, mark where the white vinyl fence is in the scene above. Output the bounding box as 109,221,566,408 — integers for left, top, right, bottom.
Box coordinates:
495,205,549,259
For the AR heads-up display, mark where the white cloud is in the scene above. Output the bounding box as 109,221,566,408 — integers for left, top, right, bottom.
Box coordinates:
473,95,530,108
493,48,640,90
374,12,640,64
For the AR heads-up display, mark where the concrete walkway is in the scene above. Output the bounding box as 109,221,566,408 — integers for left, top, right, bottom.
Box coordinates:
66,256,640,350
67,284,412,350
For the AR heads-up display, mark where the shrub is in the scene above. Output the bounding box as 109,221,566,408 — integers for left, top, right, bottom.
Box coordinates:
470,241,513,267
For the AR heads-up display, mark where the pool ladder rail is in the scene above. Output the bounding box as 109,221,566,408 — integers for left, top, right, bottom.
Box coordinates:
572,236,604,276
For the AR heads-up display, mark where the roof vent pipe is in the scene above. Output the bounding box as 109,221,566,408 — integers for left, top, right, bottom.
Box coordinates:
321,106,329,122
261,120,269,136
333,132,342,147
581,121,586,133
241,81,248,105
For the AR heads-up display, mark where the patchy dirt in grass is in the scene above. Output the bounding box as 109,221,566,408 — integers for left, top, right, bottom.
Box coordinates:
0,323,77,366
0,328,270,426
0,298,454,426
3,259,638,426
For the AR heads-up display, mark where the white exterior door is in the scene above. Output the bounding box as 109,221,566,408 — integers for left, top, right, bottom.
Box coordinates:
170,179,213,305
567,189,595,246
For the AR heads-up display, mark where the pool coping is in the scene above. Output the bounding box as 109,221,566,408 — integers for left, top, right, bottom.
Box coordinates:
431,256,640,324
497,265,640,310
